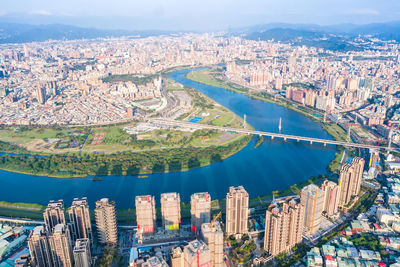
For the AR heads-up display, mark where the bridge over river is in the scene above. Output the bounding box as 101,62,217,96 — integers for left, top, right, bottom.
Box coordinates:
149,118,393,151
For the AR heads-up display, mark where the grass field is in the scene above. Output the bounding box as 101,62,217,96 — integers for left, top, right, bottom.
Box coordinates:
0,127,78,145
0,77,247,155
0,69,252,179
186,69,240,92
322,123,348,142
328,149,345,172
211,113,235,126
0,201,45,210
179,82,244,129
0,124,245,154
0,201,45,220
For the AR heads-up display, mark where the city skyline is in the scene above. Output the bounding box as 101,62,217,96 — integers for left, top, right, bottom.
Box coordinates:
0,0,399,31
0,1,399,264
17,171,372,266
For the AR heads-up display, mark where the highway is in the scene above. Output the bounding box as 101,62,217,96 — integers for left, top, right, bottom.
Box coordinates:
0,216,44,225
149,118,394,151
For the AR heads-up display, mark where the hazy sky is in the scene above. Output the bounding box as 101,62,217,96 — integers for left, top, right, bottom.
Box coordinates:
1,0,400,30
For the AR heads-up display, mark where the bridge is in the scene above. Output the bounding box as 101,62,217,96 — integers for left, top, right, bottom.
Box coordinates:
149,118,393,151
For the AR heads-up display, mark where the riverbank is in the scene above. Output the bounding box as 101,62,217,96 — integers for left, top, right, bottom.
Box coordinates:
0,166,87,178
185,68,321,121
0,133,251,178
185,68,349,173
0,70,252,178
0,68,336,210
0,173,336,224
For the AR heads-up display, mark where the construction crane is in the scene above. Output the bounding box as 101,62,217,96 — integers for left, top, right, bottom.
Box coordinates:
190,212,223,267
191,212,223,267
210,212,222,230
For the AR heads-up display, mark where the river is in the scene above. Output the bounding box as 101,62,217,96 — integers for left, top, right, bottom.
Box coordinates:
0,68,336,208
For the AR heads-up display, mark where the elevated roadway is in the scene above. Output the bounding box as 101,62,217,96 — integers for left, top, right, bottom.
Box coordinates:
149,118,393,151
0,216,44,225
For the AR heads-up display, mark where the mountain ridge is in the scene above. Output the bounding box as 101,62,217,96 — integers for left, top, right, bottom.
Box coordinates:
238,21,400,51
0,22,174,44
1,21,400,45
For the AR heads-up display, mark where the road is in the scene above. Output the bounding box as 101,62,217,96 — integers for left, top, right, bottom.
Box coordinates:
0,216,44,225
148,118,394,151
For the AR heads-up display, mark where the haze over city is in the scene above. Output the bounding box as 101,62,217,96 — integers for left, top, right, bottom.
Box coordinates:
2,0,400,267
1,0,400,30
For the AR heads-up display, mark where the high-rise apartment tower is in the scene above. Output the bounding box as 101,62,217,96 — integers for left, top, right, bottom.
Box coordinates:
49,224,73,267
73,238,92,267
135,195,157,239
161,193,181,231
225,186,249,237
201,221,224,267
68,197,93,243
94,198,118,245
301,184,324,236
190,192,211,233
43,200,66,234
28,226,53,267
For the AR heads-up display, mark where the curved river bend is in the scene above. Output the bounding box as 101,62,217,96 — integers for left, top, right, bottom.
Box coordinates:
0,69,336,208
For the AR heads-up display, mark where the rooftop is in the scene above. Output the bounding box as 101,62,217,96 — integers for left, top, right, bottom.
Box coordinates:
185,240,209,256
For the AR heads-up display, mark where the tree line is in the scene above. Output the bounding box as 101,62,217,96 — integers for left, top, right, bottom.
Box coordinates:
0,135,251,177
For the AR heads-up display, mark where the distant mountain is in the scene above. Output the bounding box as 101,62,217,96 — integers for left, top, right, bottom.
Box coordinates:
239,21,400,38
234,23,323,34
0,23,172,44
2,21,400,47
245,28,362,52
240,21,400,51
350,21,400,40
246,28,326,42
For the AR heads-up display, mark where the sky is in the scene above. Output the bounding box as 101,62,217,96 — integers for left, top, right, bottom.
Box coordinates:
0,0,399,31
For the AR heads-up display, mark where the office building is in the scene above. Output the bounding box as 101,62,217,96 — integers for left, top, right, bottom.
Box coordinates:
184,240,211,267
225,186,249,237
68,198,93,243
73,238,92,267
135,195,156,238
321,180,340,216
94,198,118,245
49,224,74,267
201,221,224,267
301,184,324,236
190,192,211,233
264,198,304,257
338,157,365,208
161,193,181,231
28,226,53,267
43,200,66,234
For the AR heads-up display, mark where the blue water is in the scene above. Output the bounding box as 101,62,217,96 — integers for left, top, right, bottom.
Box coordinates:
188,116,203,123
0,68,336,208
